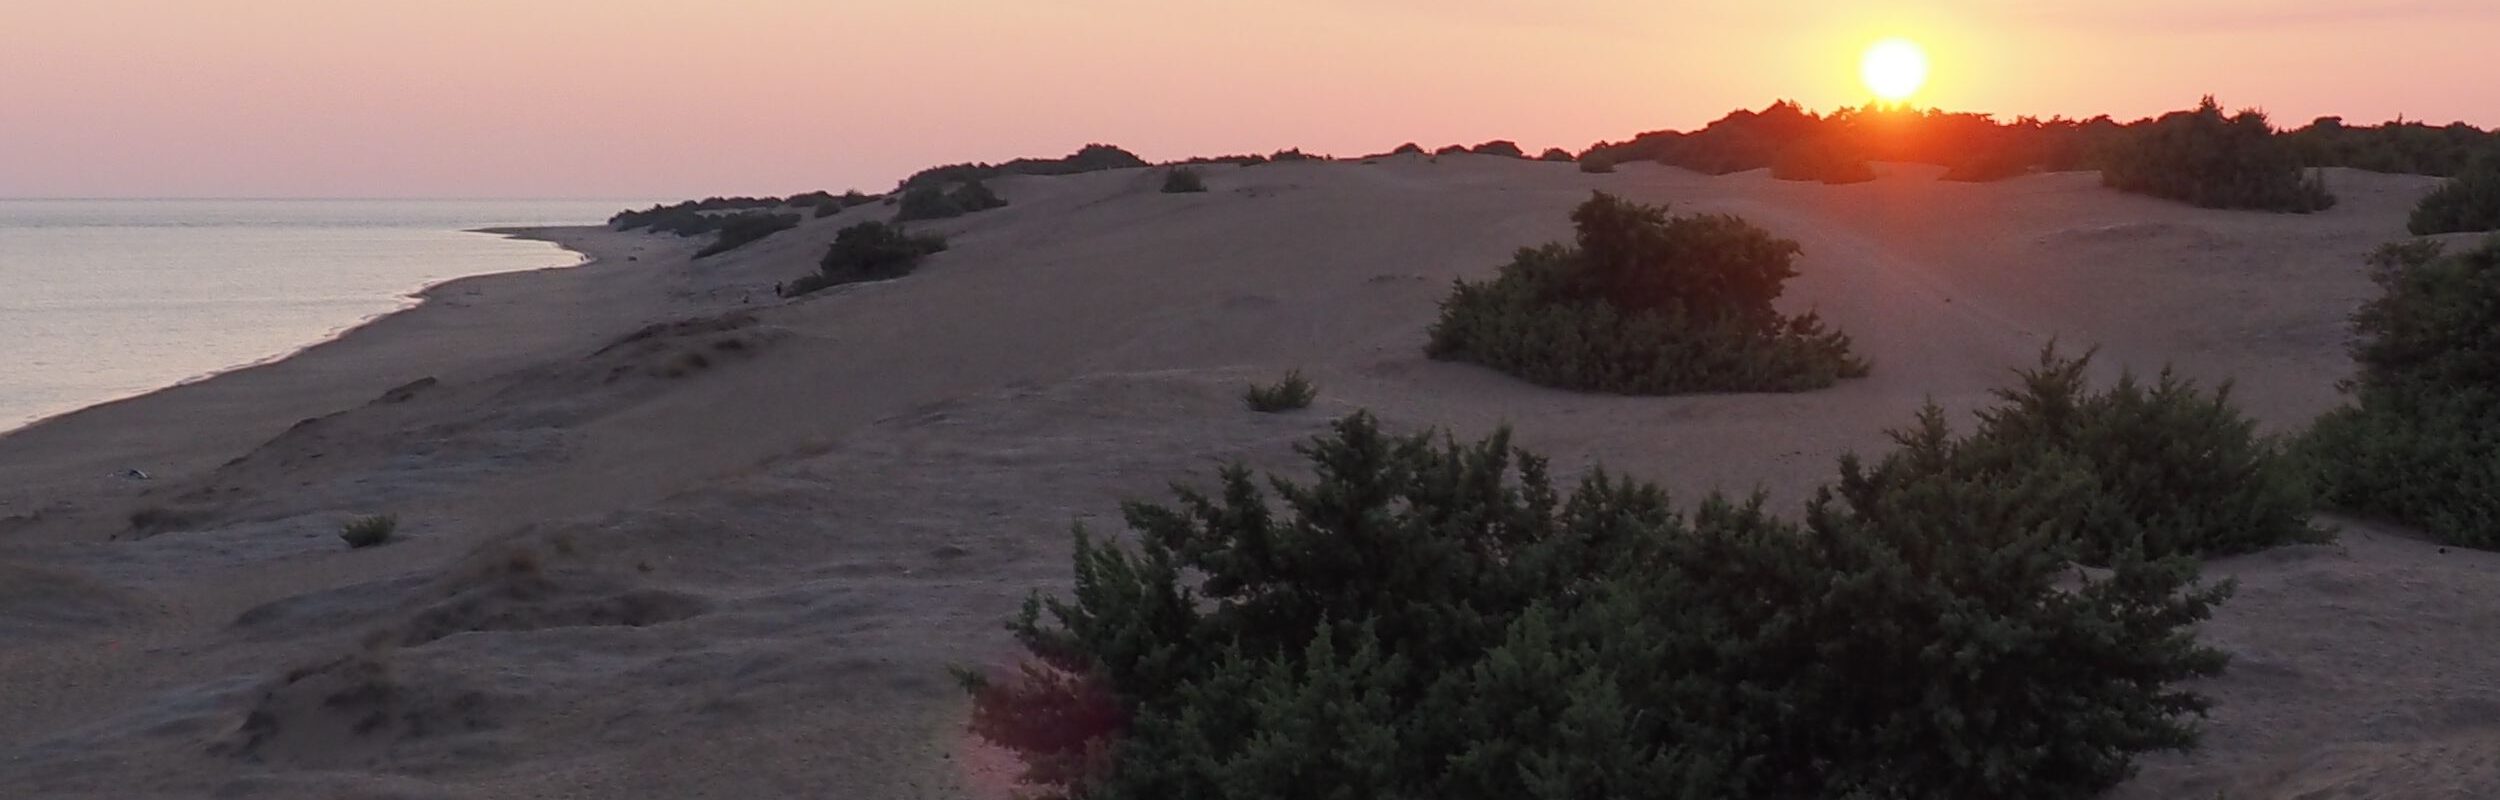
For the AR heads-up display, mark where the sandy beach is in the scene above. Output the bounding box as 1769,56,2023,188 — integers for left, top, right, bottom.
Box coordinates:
2,157,2493,798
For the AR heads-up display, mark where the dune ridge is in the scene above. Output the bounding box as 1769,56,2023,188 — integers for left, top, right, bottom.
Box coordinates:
0,155,2492,798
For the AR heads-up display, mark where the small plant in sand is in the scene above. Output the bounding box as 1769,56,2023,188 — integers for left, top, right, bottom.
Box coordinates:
340,514,398,549
966,400,2251,800
1578,156,1617,173
782,222,949,297
2302,238,2500,548
1160,167,1208,194
1428,191,1867,394
2407,153,2500,235
2100,97,2335,212
1538,147,1575,162
1242,369,1316,412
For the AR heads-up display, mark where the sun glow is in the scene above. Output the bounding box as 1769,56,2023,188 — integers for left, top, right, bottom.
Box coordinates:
1860,38,1929,102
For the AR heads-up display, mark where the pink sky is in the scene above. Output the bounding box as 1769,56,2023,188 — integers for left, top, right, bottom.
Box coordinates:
4,0,2493,199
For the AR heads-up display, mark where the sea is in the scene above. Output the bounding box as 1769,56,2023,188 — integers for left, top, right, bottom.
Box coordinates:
0,199,649,432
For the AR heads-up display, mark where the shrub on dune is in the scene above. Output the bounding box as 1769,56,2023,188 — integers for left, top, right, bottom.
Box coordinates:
896,180,1008,221
2406,152,2500,235
1469,140,1525,158
1578,156,1617,173
1770,138,1877,184
1241,370,1315,412
2100,97,2335,212
966,399,2246,800
1940,147,2034,182
1428,191,1866,394
693,212,799,258
1538,147,1575,162
2302,238,2500,547
782,222,948,297
1160,167,1208,194
340,514,398,549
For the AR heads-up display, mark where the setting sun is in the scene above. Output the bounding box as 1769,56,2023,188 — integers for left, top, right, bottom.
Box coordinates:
1860,38,1929,102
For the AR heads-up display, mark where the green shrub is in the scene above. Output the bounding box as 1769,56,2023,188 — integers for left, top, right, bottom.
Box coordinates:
2408,153,2500,234
783,222,949,297
1241,370,1315,412
1428,192,1866,394
340,514,398,549
968,406,2237,800
1770,139,1876,184
2302,238,2500,546
2100,97,2335,212
1161,168,1208,194
1873,347,2320,563
895,180,1006,221
895,186,963,221
693,212,799,257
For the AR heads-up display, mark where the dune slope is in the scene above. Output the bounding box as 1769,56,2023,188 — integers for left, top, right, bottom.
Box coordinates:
0,156,2488,798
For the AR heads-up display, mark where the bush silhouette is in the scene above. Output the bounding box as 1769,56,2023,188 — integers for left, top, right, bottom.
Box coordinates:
1940,147,2034,182
1428,192,1866,393
1469,140,1525,158
2407,152,2500,234
2100,97,2335,212
1161,167,1208,194
1770,139,1877,184
1241,370,1315,412
1538,147,1574,162
2303,239,2500,547
896,180,1008,221
693,212,799,257
1578,156,1617,173
1391,142,1424,156
783,222,948,297
967,403,2243,799
900,144,1147,191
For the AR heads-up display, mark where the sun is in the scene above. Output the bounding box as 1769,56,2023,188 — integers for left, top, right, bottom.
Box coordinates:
1860,38,1929,102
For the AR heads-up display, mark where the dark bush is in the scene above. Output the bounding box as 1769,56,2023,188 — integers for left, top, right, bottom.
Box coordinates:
1469,140,1525,158
1940,147,2034,182
1391,142,1424,156
1269,148,1317,163
1427,192,1866,394
693,212,799,258
1241,370,1314,412
1770,139,1877,184
2407,152,2500,234
2302,238,2500,547
340,514,398,549
900,144,1148,191
1578,156,1616,174
2287,116,2500,177
1161,168,1208,194
1538,147,1574,162
896,180,1007,221
968,402,2240,800
783,222,948,297
1880,347,2319,563
2100,97,2334,212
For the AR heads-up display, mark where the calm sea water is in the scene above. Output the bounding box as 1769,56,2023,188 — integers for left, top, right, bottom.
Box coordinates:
0,199,647,431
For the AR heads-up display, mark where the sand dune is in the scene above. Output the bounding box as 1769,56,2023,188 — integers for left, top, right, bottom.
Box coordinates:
1,155,2490,798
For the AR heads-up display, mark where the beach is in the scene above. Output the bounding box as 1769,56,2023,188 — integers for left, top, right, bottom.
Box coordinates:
1,157,2494,798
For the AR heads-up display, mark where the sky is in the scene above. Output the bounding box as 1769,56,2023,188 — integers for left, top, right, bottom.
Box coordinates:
3,0,2494,199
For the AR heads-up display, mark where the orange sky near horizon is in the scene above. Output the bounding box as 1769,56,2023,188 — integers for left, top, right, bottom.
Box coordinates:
4,0,2494,199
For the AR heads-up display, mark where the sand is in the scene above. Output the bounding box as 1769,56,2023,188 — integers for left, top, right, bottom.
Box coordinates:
1,156,2491,798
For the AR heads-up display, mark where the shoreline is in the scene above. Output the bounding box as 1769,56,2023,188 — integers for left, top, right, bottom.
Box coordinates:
0,223,667,527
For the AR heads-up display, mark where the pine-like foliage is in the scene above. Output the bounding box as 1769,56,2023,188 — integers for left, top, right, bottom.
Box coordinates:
1427,192,1866,393
2100,97,2336,212
2302,238,2500,546
968,402,2245,800
1865,347,2320,563
2407,152,2500,235
1241,370,1315,412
